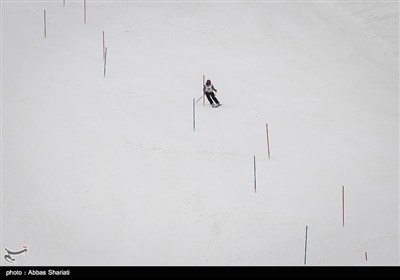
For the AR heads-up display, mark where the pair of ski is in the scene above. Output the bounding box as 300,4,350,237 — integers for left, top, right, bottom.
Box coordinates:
195,95,222,108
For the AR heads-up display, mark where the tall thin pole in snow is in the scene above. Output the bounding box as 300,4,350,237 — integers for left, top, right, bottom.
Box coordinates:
266,123,271,159
103,47,107,77
44,10,47,38
83,0,87,24
304,225,308,265
63,0,65,7
365,252,368,261
193,98,196,131
342,186,345,227
202,75,205,106
102,31,105,60
253,155,257,193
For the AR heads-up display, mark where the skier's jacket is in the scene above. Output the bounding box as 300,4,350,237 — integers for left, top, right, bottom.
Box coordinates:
203,84,217,93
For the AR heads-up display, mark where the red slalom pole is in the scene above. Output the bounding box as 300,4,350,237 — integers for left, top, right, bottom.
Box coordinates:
253,155,256,193
304,225,308,265
342,186,345,227
83,0,87,24
44,10,47,38
193,98,196,131
266,123,270,159
202,75,205,106
103,47,107,77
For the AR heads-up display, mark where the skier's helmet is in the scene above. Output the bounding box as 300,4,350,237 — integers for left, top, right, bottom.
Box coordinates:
206,79,211,85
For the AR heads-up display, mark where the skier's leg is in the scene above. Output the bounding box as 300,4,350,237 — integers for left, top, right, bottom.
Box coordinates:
211,93,220,105
205,92,214,105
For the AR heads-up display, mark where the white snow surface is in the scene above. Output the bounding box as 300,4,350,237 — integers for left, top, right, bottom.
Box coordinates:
1,0,398,266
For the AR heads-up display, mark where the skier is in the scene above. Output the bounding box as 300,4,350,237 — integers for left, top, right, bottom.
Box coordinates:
203,79,221,108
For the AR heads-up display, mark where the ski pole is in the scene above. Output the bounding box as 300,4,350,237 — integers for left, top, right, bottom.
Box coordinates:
196,93,205,103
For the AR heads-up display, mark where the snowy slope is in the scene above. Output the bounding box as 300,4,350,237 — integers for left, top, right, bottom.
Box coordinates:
1,0,398,266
